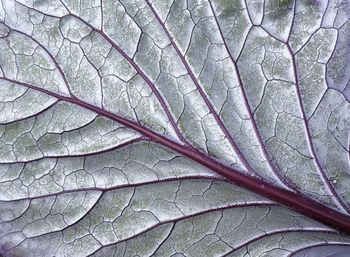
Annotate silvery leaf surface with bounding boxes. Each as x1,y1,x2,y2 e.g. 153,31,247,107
0,0,350,256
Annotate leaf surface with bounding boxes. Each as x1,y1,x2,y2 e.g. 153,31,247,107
1,0,350,256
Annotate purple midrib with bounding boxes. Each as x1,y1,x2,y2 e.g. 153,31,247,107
2,76,350,234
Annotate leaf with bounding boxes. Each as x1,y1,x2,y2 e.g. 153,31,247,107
0,0,350,256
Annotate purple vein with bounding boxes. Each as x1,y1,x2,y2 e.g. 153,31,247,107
212,0,349,214
0,136,145,165
2,77,350,234
45,7,188,145
1,176,224,203
223,229,339,257
207,0,297,191
2,24,74,97
287,43,350,213
85,202,277,257
4,178,234,243
145,0,254,175
0,98,57,126
284,4,350,213
286,243,350,257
